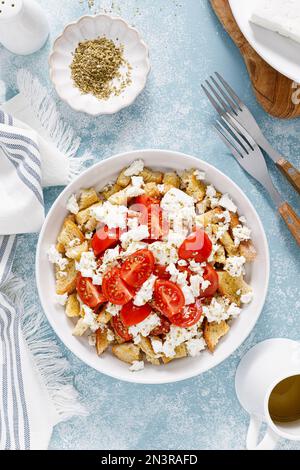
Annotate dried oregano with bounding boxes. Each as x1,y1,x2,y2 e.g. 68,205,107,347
70,37,132,100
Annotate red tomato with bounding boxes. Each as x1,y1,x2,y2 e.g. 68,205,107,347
134,194,160,207
111,315,132,342
131,196,168,241
176,264,193,280
151,316,171,336
178,228,212,263
154,279,185,319
120,301,152,326
201,264,219,297
76,274,107,309
170,300,203,328
92,225,120,257
153,264,171,280
120,249,155,288
102,267,134,305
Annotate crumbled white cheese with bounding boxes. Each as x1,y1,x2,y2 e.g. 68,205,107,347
162,324,200,358
189,260,205,275
91,201,128,229
194,170,206,181
196,198,210,215
133,275,157,306
167,230,186,248
123,185,145,199
227,303,241,318
106,329,115,342
76,251,97,278
232,225,252,247
178,259,188,267
224,256,246,277
55,293,68,306
66,194,79,214
88,334,96,346
201,279,211,292
100,246,120,271
121,241,148,258
186,337,206,357
106,303,122,317
214,223,229,241
131,176,144,188
161,188,196,229
129,313,161,339
167,263,188,286
219,194,237,213
217,210,231,224
149,242,179,266
150,337,163,354
241,291,254,304
69,237,81,248
206,185,217,198
157,184,165,193
190,274,202,297
120,225,149,248
127,216,140,230
85,232,93,240
129,360,145,372
239,216,247,225
47,245,69,271
82,304,99,332
182,285,195,306
124,159,144,176
202,297,230,323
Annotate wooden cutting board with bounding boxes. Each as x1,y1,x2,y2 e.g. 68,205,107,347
210,0,300,119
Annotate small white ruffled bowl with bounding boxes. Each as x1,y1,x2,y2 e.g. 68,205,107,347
49,15,150,115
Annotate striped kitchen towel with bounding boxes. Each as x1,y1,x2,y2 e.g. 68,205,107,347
0,110,86,450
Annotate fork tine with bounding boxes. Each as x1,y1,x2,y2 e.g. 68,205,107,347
210,75,238,114
214,124,243,162
201,83,224,115
223,114,256,150
216,119,248,156
205,79,231,113
221,114,254,151
215,72,243,110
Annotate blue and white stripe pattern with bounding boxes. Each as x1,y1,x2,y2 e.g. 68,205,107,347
0,110,43,205
0,110,43,449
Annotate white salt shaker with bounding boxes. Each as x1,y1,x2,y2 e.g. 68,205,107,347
0,0,49,55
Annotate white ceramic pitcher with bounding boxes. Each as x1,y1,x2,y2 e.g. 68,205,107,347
0,0,49,55
235,338,300,450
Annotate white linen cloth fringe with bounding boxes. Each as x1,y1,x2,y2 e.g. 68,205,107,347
0,88,89,449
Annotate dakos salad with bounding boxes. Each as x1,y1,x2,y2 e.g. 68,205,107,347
48,159,256,372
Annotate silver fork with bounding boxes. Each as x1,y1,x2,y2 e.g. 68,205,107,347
202,72,300,195
215,116,300,246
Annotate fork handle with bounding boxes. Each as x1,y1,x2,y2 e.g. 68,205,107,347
276,159,300,195
278,202,300,246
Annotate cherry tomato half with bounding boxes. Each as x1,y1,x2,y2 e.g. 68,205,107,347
178,228,212,263
111,315,132,342
120,301,152,326
102,267,134,305
76,274,107,309
170,300,203,328
153,264,171,280
92,225,120,257
151,316,171,336
120,249,155,288
154,279,185,319
201,264,219,298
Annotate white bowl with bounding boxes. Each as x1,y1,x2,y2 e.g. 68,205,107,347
36,149,270,384
49,15,150,115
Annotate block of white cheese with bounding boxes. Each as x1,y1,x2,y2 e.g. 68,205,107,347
250,0,300,45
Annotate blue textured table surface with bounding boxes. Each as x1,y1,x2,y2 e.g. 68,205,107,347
1,0,299,450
